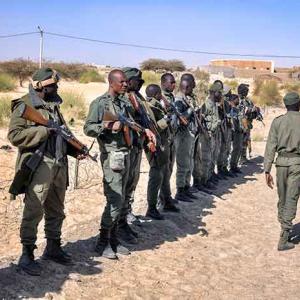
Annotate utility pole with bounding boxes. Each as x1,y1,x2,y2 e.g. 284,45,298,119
38,26,44,68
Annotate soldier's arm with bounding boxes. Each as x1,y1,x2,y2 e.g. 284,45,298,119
263,120,278,173
83,98,106,138
7,106,49,150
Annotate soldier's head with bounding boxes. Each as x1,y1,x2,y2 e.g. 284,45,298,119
223,85,232,98
238,83,249,97
180,79,193,96
181,73,196,89
108,69,128,95
145,84,162,101
283,92,300,111
229,94,240,107
122,67,144,92
209,83,223,103
161,73,176,93
31,67,60,101
213,80,224,91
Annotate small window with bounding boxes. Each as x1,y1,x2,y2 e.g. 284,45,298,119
253,67,256,70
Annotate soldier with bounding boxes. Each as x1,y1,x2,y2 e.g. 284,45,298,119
159,73,178,206
118,67,157,244
201,83,222,185
84,69,150,259
264,92,300,251
238,83,254,164
8,68,82,276
174,79,199,202
217,85,234,178
229,94,244,174
144,84,180,220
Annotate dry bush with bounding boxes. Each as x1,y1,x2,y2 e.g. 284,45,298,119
60,90,87,125
280,82,300,94
79,70,106,83
142,71,161,86
254,80,281,107
0,73,17,92
0,96,12,126
252,132,265,142
140,58,186,72
224,80,238,93
193,68,210,82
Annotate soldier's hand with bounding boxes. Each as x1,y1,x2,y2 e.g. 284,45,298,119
112,121,122,131
265,173,274,189
145,129,157,146
77,154,87,160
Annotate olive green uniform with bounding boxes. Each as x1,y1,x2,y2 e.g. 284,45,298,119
264,111,300,231
145,97,171,208
84,92,133,230
174,92,197,189
7,90,74,245
159,89,176,202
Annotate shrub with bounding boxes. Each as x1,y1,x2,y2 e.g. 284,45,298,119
0,96,11,126
142,71,161,86
224,80,238,93
0,73,17,92
0,59,38,87
252,132,265,142
194,80,209,105
280,82,300,93
255,80,281,107
60,90,87,125
193,68,210,82
140,58,186,72
79,70,106,83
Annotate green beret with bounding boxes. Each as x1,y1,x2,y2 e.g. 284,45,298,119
31,67,60,89
209,82,222,93
122,67,142,80
283,92,300,106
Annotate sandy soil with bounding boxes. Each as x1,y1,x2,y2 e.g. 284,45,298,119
1,85,300,299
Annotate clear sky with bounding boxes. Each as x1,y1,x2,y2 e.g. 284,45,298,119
0,0,299,68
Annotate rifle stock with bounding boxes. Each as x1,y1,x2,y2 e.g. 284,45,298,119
18,103,97,162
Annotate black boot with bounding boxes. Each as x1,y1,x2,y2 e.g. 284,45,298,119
95,229,118,259
163,198,180,213
117,221,138,244
175,188,193,202
203,181,217,190
193,183,213,194
110,225,131,256
230,167,242,174
18,244,41,276
217,170,228,180
184,186,199,200
222,168,235,178
146,207,165,220
278,230,295,251
42,239,73,265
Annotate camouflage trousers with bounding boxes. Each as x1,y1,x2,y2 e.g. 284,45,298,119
210,129,222,176
193,133,212,185
217,127,232,171
241,129,251,160
175,130,195,189
100,150,130,230
20,157,67,245
276,165,300,231
230,131,243,169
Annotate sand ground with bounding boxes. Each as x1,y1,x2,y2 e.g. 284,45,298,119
0,83,300,299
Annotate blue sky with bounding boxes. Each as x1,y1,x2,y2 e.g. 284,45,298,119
0,0,299,68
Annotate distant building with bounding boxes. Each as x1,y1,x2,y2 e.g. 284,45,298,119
210,59,274,73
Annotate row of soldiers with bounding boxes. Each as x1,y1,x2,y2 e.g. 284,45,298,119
7,67,261,275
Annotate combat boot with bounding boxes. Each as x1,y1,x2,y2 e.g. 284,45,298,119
18,244,41,276
230,167,242,174
193,183,213,195
95,228,118,259
222,168,235,178
203,181,217,191
110,225,130,256
42,239,73,265
163,198,180,213
217,170,229,180
175,188,193,202
146,207,165,220
118,221,138,244
184,186,199,200
278,230,295,251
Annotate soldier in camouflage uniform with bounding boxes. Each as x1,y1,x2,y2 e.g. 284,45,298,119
84,69,151,259
264,92,300,251
238,83,254,164
144,84,180,220
229,94,244,174
8,68,80,275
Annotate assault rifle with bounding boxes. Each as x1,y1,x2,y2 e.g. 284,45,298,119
17,103,97,162
102,110,156,152
160,96,188,126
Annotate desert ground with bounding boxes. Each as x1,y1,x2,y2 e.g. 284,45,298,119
0,82,300,300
